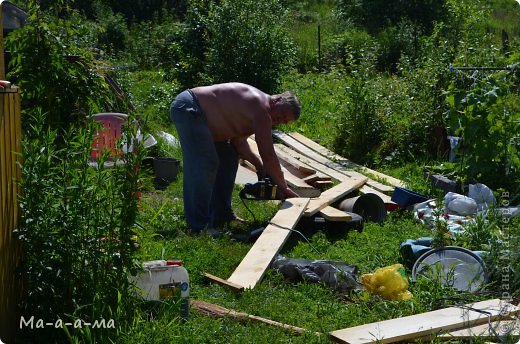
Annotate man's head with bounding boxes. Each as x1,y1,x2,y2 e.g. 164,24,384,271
270,91,301,125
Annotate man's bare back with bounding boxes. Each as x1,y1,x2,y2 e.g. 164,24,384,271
191,83,271,142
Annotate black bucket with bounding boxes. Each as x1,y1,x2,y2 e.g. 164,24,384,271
153,157,180,187
339,193,387,223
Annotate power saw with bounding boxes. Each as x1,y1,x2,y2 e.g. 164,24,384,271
239,177,285,201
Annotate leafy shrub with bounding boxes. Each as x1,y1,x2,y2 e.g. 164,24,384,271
322,28,379,73
103,0,187,22
333,73,383,165
376,20,420,73
94,8,130,57
205,0,295,93
17,111,142,342
444,69,519,190
336,0,447,35
5,4,125,131
166,0,214,88
125,19,185,72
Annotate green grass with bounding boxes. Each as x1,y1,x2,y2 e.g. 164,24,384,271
128,199,437,343
101,2,520,342
124,189,497,344
126,158,500,344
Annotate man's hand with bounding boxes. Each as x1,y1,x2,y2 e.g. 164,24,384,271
256,166,266,181
282,187,299,199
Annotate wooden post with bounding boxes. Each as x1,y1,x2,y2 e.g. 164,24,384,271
0,0,4,79
0,1,23,342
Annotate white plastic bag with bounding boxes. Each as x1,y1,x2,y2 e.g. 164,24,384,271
444,192,478,216
468,183,495,211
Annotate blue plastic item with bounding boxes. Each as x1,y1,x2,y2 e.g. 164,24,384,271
399,237,434,268
391,187,430,207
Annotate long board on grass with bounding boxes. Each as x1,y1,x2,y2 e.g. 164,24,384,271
329,299,519,344
287,131,405,188
438,319,519,340
227,197,310,289
319,206,352,222
191,299,321,336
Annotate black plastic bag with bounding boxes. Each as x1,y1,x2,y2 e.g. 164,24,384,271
271,255,362,293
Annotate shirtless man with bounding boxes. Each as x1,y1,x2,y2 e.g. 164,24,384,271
170,82,300,236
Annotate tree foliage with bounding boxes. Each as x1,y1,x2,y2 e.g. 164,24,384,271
5,2,128,131
205,0,295,93
336,0,447,34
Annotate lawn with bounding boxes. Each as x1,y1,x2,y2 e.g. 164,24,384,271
120,127,517,343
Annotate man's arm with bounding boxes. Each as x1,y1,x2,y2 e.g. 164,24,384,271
251,115,298,198
231,137,264,179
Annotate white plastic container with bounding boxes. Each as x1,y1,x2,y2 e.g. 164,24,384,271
131,260,190,320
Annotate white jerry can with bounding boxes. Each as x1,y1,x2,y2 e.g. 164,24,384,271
131,260,190,320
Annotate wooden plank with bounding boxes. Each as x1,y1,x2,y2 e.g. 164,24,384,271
303,174,331,184
283,172,321,198
0,92,6,234
287,131,405,187
191,299,321,336
304,178,367,217
227,197,310,289
203,272,244,292
438,319,519,340
272,142,330,180
319,206,352,222
274,130,350,177
246,138,320,197
313,180,334,189
277,131,398,193
275,143,346,181
274,148,317,176
275,144,394,203
359,185,395,205
236,164,258,185
435,319,519,340
329,299,519,344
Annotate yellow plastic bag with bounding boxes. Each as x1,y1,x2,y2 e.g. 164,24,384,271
361,264,413,300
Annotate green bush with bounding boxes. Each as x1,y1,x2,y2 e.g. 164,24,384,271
5,5,126,131
445,68,519,190
205,0,295,93
336,0,447,35
322,28,378,73
124,18,185,72
17,111,142,343
333,72,383,165
166,0,213,88
94,8,130,57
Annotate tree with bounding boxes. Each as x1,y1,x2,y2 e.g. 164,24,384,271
336,0,447,35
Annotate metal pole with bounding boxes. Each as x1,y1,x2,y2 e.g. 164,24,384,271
318,25,321,71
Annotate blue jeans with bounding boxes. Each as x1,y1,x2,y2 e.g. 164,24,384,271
170,89,238,232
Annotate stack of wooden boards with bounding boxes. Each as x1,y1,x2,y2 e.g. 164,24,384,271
218,131,406,291
202,132,519,342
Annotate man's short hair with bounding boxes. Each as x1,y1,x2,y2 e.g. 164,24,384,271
276,91,301,119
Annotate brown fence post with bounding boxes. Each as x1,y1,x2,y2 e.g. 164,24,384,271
0,85,22,344
1,1,23,342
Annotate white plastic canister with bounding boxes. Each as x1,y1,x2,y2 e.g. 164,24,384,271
131,260,190,320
